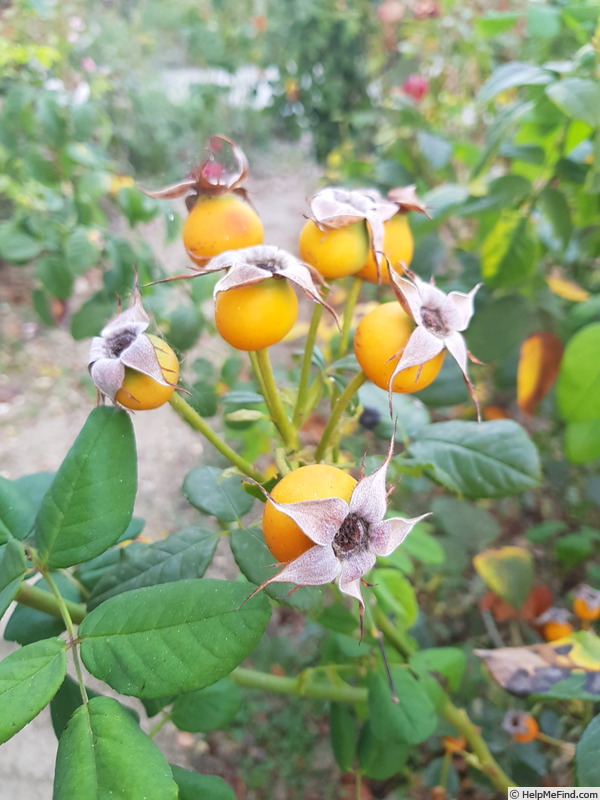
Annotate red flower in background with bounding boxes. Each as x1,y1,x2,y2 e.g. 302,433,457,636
401,74,429,102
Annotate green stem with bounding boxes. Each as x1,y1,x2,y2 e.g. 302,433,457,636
373,603,417,658
375,606,516,791
439,749,452,791
248,350,272,414
149,711,172,738
338,277,362,358
169,393,265,482
293,302,323,426
442,700,516,790
15,582,87,624
314,370,368,462
230,666,367,704
253,348,298,450
537,731,572,749
43,571,88,705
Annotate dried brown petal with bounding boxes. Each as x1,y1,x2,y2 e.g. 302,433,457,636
137,135,250,201
387,184,431,217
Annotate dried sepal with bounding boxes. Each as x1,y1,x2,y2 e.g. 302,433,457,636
246,435,428,624
388,268,482,419
574,584,600,612
386,184,431,217
208,246,339,323
306,187,398,272
535,607,572,626
138,135,249,200
88,288,173,404
502,710,533,737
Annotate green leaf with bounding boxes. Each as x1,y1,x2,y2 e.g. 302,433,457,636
546,78,600,128
555,531,595,569
358,720,409,780
473,546,534,608
53,696,178,800
329,703,356,773
565,420,600,464
183,466,254,522
576,714,600,787
476,11,521,36
230,527,323,613
116,186,158,226
88,527,219,610
35,407,136,569
431,496,500,572
458,175,532,216
557,324,600,422
433,497,500,546
73,520,145,593
400,524,445,565
465,294,532,363
539,187,572,249
481,214,539,287
79,579,271,698
65,227,101,276
422,184,469,218
372,570,418,627
70,293,115,340
368,668,437,745
0,476,35,541
527,4,561,38
50,675,100,740
414,357,470,408
478,62,552,104
171,679,241,732
358,382,430,441
0,538,27,618
473,100,535,177
0,222,44,263
162,305,204,352
0,637,66,744
417,131,452,170
35,254,74,300
15,472,55,512
526,520,567,543
410,648,466,694
407,420,541,498
171,765,235,800
4,573,80,645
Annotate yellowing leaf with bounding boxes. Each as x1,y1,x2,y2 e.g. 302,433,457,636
517,331,563,415
476,631,600,700
546,275,590,302
473,546,534,609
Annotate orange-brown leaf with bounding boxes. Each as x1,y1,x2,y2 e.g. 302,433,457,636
479,584,552,622
517,331,563,415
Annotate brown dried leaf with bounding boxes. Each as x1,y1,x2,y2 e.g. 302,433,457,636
475,631,600,698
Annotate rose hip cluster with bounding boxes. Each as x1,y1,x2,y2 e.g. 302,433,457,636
87,135,482,624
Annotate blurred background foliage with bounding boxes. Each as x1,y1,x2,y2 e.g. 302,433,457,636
1,0,599,458
1,1,600,793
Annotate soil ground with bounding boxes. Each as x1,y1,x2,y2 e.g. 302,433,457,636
0,142,325,799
